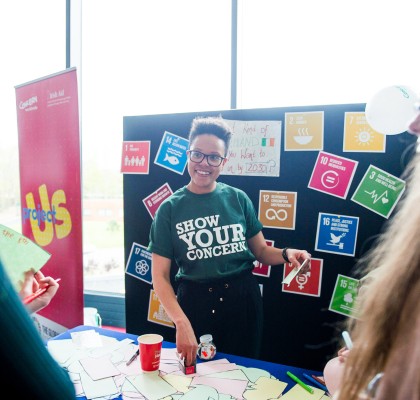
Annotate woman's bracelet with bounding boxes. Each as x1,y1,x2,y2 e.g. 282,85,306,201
282,247,291,263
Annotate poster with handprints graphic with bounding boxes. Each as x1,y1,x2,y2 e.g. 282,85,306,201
121,141,150,174
258,190,297,230
351,164,405,219
154,131,189,175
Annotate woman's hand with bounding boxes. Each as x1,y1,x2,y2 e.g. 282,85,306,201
337,346,351,363
286,248,312,273
175,319,199,367
19,269,60,313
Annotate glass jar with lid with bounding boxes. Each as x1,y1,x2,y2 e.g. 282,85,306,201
197,334,216,360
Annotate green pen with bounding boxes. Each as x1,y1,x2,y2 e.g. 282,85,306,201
287,371,314,394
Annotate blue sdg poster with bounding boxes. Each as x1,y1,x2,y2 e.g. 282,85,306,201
125,243,152,284
315,212,359,257
154,131,189,175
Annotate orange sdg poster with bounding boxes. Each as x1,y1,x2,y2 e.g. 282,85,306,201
15,68,83,339
258,190,297,230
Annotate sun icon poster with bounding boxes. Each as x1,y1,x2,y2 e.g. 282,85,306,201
351,164,406,219
284,111,324,151
343,112,386,152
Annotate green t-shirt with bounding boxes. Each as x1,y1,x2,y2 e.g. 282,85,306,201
149,182,263,282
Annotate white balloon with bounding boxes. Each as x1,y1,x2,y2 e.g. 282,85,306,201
365,85,419,135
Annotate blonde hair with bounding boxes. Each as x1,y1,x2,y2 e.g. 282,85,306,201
337,153,420,399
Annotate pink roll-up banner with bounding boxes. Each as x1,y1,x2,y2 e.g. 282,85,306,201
15,68,83,339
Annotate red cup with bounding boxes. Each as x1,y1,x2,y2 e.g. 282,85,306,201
138,334,163,372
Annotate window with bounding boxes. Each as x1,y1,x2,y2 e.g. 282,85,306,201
0,0,65,231
76,0,231,293
1,0,418,298
237,0,419,108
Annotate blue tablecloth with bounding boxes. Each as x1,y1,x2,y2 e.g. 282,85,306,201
52,325,324,399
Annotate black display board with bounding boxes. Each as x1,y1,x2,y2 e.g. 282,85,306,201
123,104,416,371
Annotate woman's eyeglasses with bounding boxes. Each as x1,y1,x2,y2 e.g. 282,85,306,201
187,150,225,167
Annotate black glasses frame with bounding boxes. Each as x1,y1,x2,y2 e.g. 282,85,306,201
187,150,225,167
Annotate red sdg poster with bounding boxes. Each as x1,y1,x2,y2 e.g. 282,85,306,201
15,68,83,339
282,258,323,297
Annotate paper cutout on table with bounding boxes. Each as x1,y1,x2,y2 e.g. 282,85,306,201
79,370,120,399
79,355,121,380
239,366,271,382
191,375,249,399
175,384,219,400
206,368,249,380
71,379,84,397
281,383,326,399
160,347,180,362
120,379,146,399
47,339,79,364
196,360,239,375
243,376,288,400
70,329,103,348
127,373,177,400
48,331,317,400
161,373,192,393
0,223,51,290
159,361,183,375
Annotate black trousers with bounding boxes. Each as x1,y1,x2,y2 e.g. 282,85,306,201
177,270,263,359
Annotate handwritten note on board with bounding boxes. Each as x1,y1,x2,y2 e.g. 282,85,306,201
222,119,282,177
0,224,51,290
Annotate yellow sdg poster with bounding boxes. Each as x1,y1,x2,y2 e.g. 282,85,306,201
284,111,324,151
148,289,174,328
0,224,51,290
258,190,297,230
343,112,385,152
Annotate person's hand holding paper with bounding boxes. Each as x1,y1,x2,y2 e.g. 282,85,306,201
282,258,310,286
0,224,51,291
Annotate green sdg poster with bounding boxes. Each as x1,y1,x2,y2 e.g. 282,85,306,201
329,274,360,318
351,164,405,219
